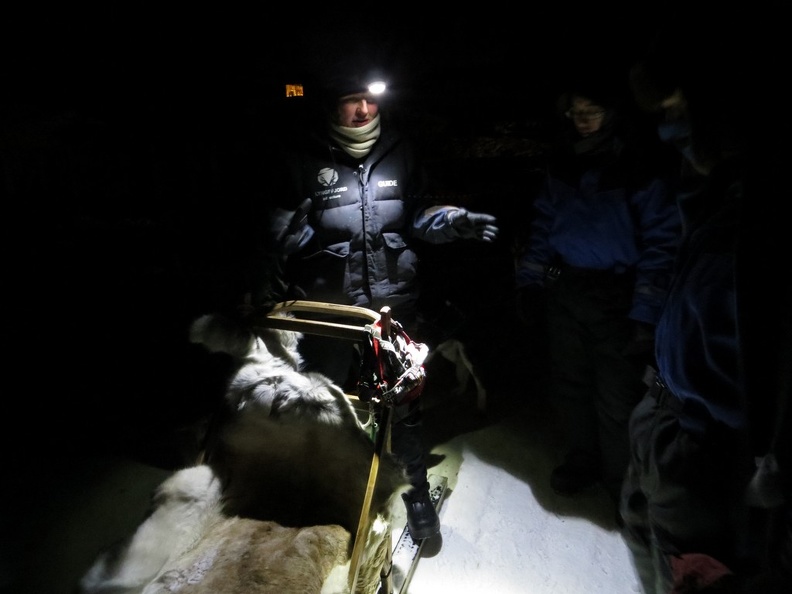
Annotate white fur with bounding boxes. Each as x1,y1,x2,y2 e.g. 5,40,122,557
79,465,223,594
189,312,303,370
79,311,404,594
190,313,362,428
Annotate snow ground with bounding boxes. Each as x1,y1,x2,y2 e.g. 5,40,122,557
391,360,642,594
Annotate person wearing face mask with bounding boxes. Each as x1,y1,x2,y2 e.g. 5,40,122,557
254,54,499,542
514,74,682,517
620,12,791,594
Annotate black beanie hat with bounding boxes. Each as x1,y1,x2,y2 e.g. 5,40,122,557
315,54,387,102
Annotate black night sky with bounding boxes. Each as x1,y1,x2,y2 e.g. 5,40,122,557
4,7,671,457
5,8,662,125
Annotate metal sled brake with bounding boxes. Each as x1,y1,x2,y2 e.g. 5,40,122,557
250,300,424,594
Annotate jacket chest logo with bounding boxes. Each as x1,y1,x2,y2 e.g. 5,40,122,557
317,167,339,187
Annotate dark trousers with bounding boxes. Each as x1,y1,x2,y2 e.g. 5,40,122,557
620,392,784,593
546,267,647,503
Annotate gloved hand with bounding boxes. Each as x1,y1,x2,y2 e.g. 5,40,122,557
448,208,499,242
516,285,546,329
275,198,314,256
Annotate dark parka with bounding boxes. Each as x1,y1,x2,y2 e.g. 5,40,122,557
515,108,682,325
268,115,460,322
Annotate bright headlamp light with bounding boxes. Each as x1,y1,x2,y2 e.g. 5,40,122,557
367,80,387,95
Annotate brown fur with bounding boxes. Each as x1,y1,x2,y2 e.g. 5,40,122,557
212,410,405,536
79,312,405,593
79,465,391,594
146,517,351,593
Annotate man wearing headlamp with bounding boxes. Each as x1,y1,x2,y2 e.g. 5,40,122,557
261,56,498,541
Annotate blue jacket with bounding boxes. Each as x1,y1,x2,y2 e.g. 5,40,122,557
515,131,681,325
655,154,790,456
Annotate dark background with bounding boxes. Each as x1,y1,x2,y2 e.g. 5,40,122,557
3,8,665,462
2,9,785,594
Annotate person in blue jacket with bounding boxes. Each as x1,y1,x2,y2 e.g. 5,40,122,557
261,56,498,541
514,75,681,512
620,12,791,594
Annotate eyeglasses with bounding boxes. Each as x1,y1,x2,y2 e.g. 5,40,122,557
565,109,606,122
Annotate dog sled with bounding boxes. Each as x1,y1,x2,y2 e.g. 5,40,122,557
78,300,430,594
250,300,428,594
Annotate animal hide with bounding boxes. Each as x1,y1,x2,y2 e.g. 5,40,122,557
190,312,406,532
79,465,391,594
79,311,406,594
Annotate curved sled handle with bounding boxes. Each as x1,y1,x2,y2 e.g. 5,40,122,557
270,300,381,323
252,300,381,341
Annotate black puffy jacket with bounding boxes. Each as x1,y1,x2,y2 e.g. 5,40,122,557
270,119,458,320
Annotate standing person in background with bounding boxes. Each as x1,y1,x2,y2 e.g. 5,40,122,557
620,11,791,594
514,74,681,516
259,54,499,541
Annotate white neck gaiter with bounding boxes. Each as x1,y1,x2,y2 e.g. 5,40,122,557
329,113,381,159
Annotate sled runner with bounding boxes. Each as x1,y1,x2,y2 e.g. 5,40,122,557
251,300,433,594
389,473,448,594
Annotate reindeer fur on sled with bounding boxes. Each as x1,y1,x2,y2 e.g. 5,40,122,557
78,312,406,594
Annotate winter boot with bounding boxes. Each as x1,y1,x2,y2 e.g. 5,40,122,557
402,482,440,540
391,402,440,539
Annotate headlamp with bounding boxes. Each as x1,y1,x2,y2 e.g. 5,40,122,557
367,80,387,95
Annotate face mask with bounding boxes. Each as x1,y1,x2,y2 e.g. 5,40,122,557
657,118,696,166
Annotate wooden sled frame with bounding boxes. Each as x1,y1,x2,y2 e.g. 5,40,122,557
250,300,397,594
